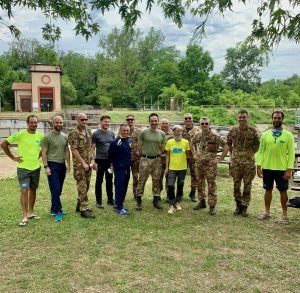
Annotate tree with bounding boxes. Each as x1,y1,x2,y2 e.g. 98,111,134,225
179,44,214,89
222,43,265,93
1,1,299,48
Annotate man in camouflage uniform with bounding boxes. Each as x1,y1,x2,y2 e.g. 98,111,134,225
136,113,167,211
126,114,141,200
191,116,228,215
159,118,174,197
182,113,200,202
68,113,95,218
227,110,260,217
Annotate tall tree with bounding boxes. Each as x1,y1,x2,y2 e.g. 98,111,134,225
222,43,265,93
2,1,299,48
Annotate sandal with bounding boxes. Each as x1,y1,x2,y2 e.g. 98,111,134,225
28,214,41,220
278,216,289,225
258,212,270,220
19,220,28,226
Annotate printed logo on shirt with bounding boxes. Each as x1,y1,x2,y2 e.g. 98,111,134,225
279,140,286,144
172,147,183,154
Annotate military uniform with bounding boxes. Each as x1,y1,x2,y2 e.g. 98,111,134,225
159,128,174,193
68,126,92,211
182,125,201,197
227,125,259,206
129,126,141,198
192,129,226,207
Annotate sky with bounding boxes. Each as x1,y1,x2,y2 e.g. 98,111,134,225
0,1,299,81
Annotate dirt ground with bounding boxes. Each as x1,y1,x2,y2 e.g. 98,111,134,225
0,156,17,178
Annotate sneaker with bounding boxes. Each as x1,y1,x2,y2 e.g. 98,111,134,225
96,203,104,209
50,211,67,216
118,208,129,216
113,205,128,212
54,213,63,222
168,205,176,214
175,203,182,211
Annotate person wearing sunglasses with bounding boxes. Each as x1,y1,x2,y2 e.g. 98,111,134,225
68,113,95,218
191,117,228,215
125,115,141,201
226,110,259,217
182,113,200,202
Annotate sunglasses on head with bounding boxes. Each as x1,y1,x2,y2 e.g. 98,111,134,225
201,122,209,125
80,119,88,121
126,118,134,121
185,117,192,120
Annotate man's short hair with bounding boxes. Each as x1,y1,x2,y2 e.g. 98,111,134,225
100,115,111,121
272,111,284,119
119,124,129,130
238,109,248,116
184,113,192,118
172,125,182,131
126,114,135,119
149,113,159,121
26,115,38,123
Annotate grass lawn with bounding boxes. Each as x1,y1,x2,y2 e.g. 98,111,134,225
0,166,299,292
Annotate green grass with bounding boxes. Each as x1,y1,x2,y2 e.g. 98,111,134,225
0,166,299,292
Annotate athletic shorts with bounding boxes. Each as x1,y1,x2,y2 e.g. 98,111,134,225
17,167,41,190
262,169,288,191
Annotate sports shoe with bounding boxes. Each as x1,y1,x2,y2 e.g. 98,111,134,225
50,211,67,216
168,205,176,214
175,203,182,211
54,213,63,222
118,208,129,216
113,205,128,212
96,203,104,209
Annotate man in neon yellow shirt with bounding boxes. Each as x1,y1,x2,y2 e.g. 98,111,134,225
256,111,295,224
1,115,44,226
164,125,191,214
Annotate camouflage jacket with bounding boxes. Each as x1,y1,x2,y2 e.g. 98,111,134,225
160,128,174,141
226,125,259,165
182,125,200,143
129,126,141,161
68,126,92,168
192,129,226,161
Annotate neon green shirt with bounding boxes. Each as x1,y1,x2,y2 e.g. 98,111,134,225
256,129,295,170
165,138,190,170
7,130,44,170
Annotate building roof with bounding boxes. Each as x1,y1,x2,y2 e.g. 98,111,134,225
12,83,32,90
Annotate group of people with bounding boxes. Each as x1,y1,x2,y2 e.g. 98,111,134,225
0,110,295,225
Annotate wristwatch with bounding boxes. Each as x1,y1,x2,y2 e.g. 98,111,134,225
44,166,48,168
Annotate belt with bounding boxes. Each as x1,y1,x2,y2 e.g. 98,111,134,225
142,154,160,159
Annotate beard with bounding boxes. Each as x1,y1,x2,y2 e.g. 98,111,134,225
273,121,282,128
54,125,62,131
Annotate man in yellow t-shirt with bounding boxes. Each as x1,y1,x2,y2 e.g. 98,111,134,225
1,115,44,226
164,125,191,214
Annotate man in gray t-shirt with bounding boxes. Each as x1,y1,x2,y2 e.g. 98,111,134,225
91,115,115,208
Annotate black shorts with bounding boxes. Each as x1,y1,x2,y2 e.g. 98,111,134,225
262,169,288,191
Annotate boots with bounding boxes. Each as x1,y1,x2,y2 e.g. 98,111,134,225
209,206,216,215
189,190,197,202
136,196,142,211
233,200,242,216
241,205,249,217
193,198,206,210
153,196,163,209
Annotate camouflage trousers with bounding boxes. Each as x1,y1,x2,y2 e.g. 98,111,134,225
188,159,198,194
159,157,168,193
131,159,140,197
136,157,162,197
230,162,256,206
73,167,92,211
195,160,217,207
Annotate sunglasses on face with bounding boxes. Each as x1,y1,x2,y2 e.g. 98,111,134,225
80,119,88,121
201,123,209,125
185,117,192,120
126,119,134,121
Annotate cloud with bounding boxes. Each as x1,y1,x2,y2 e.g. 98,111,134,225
0,2,299,81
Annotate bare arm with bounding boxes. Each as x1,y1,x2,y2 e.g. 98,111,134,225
1,140,23,163
41,147,51,176
164,151,170,176
65,145,71,173
218,144,229,162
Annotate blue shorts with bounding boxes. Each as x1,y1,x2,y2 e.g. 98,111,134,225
17,167,41,190
262,169,288,192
